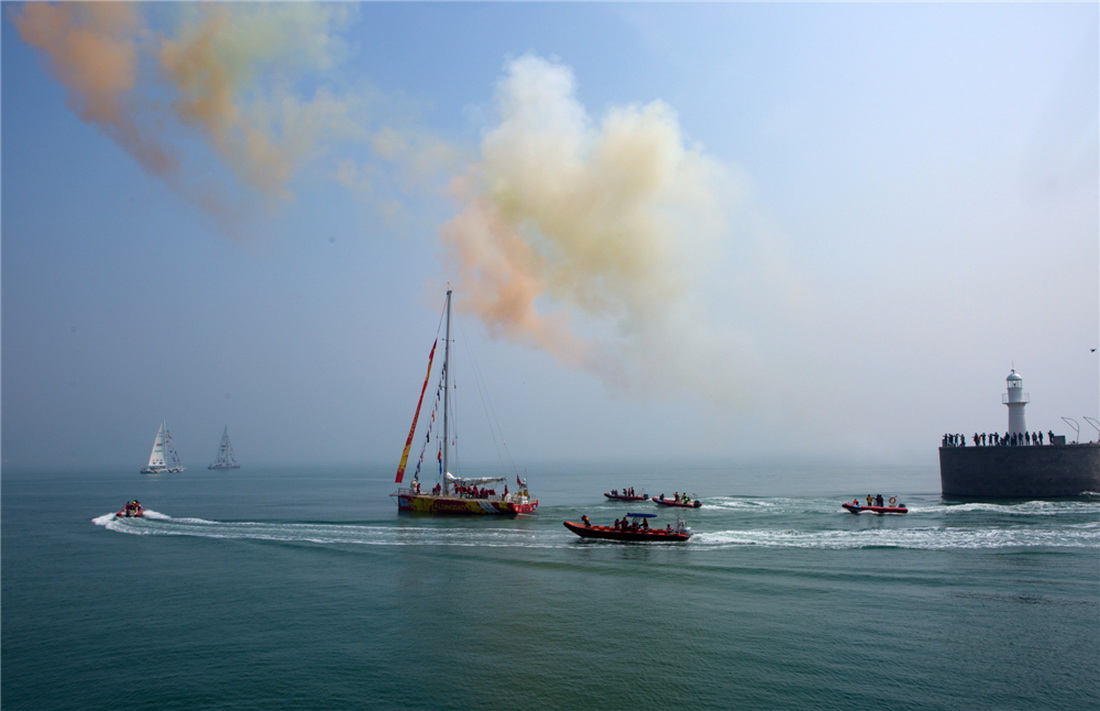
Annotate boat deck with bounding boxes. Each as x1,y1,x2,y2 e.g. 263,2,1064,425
563,521,690,542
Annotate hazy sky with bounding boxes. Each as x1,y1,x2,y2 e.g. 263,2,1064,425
3,2,1097,472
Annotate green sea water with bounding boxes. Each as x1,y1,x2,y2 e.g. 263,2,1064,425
3,461,1097,710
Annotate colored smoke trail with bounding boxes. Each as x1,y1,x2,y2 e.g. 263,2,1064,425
14,3,357,225
14,3,176,177
155,4,358,201
442,55,758,401
16,6,784,402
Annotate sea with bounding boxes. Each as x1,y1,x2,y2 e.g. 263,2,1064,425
3,460,1097,711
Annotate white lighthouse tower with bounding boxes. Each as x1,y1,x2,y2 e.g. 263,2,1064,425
1003,369,1029,435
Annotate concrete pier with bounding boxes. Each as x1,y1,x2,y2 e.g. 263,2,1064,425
939,443,1100,498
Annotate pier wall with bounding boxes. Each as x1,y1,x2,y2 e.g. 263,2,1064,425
939,443,1100,498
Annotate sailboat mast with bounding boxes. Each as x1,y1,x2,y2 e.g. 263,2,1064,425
442,289,452,494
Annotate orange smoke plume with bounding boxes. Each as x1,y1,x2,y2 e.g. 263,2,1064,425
15,3,356,227
442,55,749,400
14,2,176,177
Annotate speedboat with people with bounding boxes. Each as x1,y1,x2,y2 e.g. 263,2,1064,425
653,493,702,508
563,512,692,542
116,500,144,518
842,495,908,515
604,488,648,501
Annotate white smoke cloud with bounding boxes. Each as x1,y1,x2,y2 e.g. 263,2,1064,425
442,55,774,405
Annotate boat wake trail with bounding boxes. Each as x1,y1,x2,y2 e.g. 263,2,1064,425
94,512,558,549
706,496,1100,517
91,498,1100,552
695,497,1100,549
696,524,1100,550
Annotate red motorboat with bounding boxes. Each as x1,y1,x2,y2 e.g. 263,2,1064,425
653,495,701,509
116,500,144,518
564,513,692,542
842,501,907,515
604,491,649,501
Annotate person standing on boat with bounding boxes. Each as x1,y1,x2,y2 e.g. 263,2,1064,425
582,515,591,527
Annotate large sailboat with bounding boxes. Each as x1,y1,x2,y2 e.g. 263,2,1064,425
140,421,184,474
208,426,241,470
391,290,538,515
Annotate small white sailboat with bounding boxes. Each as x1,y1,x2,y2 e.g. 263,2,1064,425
140,421,184,474
208,426,240,470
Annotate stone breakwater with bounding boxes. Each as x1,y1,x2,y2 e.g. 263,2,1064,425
939,442,1100,498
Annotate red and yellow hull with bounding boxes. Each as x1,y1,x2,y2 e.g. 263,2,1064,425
393,492,538,515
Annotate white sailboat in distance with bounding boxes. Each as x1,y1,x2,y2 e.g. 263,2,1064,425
140,421,184,474
208,426,241,470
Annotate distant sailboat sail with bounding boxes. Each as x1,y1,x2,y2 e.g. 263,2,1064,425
141,421,184,474
208,426,241,470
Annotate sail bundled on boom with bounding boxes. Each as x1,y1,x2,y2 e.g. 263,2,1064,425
445,473,506,487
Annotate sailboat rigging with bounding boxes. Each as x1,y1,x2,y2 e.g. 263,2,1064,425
391,290,537,515
208,426,241,470
140,421,184,474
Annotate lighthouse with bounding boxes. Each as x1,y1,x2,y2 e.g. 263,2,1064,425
940,368,1100,497
1003,369,1029,435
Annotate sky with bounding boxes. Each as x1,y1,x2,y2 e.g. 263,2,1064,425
2,2,1097,473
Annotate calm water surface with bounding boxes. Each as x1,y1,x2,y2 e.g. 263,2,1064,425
3,461,1097,710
